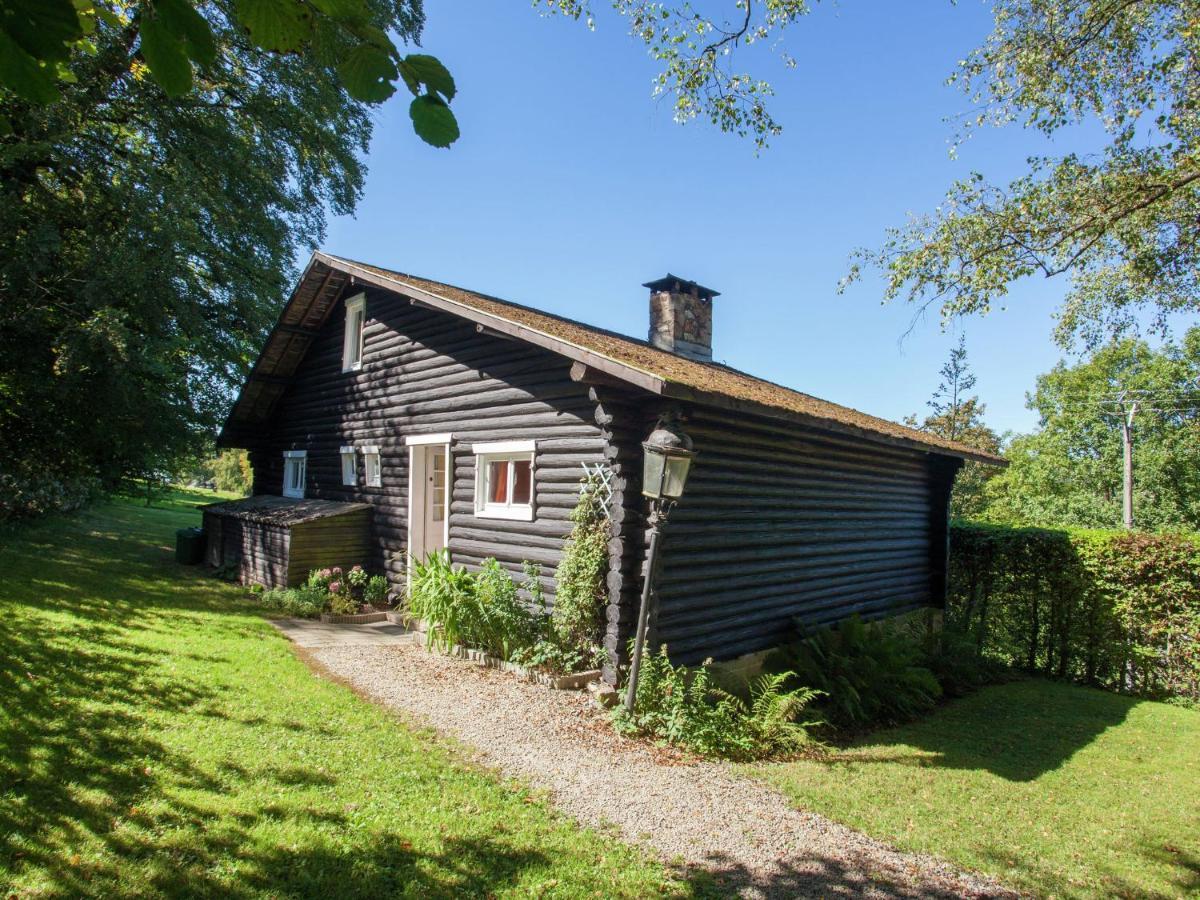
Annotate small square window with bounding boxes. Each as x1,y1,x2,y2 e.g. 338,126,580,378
342,293,365,372
363,446,382,488
340,446,357,486
473,441,535,520
282,450,306,499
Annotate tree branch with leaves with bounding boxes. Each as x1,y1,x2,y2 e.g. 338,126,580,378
844,0,1200,349
536,0,812,150
0,0,459,146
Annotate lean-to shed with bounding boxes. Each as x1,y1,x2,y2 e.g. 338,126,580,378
217,252,1005,682
202,495,372,587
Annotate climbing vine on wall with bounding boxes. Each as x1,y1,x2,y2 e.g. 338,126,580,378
551,471,612,662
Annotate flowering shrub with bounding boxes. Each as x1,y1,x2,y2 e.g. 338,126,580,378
0,465,101,522
258,565,390,618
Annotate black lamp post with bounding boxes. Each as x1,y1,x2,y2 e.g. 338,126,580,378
624,416,695,712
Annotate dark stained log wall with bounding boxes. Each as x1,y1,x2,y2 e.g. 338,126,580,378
648,404,956,665
287,508,374,586
246,286,609,604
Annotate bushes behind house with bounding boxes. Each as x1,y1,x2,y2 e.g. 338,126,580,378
949,523,1200,705
762,614,997,730
0,461,101,523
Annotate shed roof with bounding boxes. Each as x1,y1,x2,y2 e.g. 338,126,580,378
219,252,1006,466
201,495,372,526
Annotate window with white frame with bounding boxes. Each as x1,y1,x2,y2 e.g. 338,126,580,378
341,293,366,372
282,450,307,499
473,440,535,520
340,446,357,486
363,445,382,487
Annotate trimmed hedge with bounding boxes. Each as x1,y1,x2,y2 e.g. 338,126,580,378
948,523,1200,705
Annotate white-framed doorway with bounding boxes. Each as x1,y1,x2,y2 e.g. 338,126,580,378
405,433,452,578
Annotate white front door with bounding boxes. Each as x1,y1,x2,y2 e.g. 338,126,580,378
422,446,447,556
408,440,449,565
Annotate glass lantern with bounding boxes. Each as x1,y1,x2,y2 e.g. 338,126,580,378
641,422,695,500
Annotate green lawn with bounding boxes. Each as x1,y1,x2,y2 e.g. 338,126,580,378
0,490,682,898
752,678,1200,898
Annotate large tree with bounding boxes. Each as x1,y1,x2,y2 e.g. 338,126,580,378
904,337,1003,519
983,328,1200,530
0,0,426,511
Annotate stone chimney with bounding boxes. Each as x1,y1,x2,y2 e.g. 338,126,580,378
644,274,720,362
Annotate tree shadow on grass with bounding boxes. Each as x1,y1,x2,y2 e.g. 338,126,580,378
815,679,1139,782
0,565,568,899
678,849,1010,899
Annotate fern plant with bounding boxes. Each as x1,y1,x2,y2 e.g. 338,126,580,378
613,645,822,760
767,615,942,728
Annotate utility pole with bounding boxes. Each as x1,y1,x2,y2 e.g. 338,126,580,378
1115,391,1139,530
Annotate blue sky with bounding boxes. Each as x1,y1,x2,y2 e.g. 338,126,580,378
322,1,1123,436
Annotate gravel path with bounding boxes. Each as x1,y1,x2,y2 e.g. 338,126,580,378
304,641,1016,899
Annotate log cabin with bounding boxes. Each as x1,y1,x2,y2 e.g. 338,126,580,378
215,251,1004,682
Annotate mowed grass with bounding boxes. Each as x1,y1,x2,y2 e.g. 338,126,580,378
751,678,1200,898
0,490,682,898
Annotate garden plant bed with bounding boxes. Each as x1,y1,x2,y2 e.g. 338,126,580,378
400,615,601,689
443,644,602,690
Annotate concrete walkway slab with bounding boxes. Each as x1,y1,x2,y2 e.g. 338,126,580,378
271,618,416,648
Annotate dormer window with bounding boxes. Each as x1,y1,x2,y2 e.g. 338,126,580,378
342,293,366,372
282,450,307,499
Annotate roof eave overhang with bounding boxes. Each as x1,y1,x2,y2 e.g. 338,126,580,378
216,253,337,448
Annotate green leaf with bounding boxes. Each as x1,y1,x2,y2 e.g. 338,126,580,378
336,43,396,103
0,0,82,63
94,5,123,29
308,0,371,24
402,53,454,101
395,57,419,96
234,0,312,53
409,93,458,148
0,28,61,102
154,0,216,67
139,13,192,96
73,0,97,36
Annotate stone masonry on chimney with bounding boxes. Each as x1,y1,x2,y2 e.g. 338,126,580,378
643,274,720,362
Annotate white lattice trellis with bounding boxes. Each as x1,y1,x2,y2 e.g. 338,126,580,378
579,462,616,519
